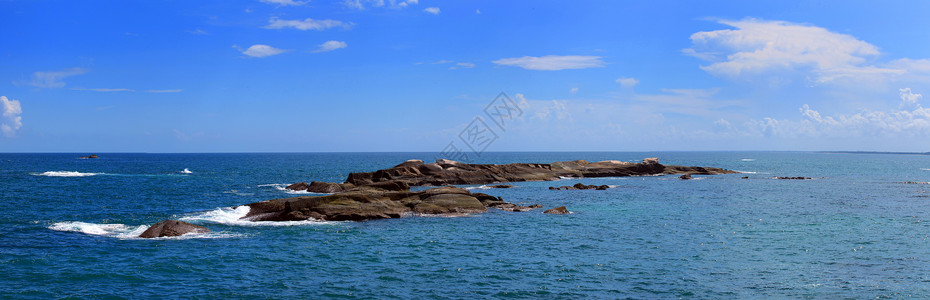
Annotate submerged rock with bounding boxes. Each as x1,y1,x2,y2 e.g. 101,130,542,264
138,220,209,238
549,183,610,190
776,176,811,180
487,184,516,188
679,174,692,180
544,206,571,215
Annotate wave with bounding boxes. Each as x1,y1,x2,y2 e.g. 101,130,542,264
921,168,930,171
741,158,756,162
180,168,193,174
33,171,101,177
258,183,329,195
49,221,148,238
49,221,240,239
179,206,336,226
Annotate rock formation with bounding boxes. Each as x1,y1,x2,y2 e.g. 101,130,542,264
244,186,536,222
544,206,571,214
549,183,610,190
343,158,736,187
138,220,209,238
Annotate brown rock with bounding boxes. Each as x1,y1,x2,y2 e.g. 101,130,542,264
138,220,209,238
544,206,571,214
679,174,692,180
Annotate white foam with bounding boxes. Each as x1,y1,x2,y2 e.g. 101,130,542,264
180,168,193,174
921,168,930,171
735,170,759,174
741,158,756,162
49,221,149,238
50,221,241,239
179,206,336,226
34,171,100,177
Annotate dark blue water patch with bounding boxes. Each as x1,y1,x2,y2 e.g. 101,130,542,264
3,152,930,298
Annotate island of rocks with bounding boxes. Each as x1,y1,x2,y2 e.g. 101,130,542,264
139,157,736,237
249,157,735,221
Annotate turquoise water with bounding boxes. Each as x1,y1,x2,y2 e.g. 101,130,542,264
3,152,930,298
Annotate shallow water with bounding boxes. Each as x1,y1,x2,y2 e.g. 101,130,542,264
3,152,930,298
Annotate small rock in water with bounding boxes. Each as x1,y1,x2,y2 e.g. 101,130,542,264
679,174,692,180
544,206,571,214
138,220,209,238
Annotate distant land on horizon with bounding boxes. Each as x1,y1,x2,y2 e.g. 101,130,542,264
820,151,930,155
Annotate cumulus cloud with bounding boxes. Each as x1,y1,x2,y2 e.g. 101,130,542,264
260,0,306,6
263,17,353,31
616,77,639,88
424,7,440,14
345,0,418,9
239,44,288,58
492,55,606,71
22,67,88,88
314,40,347,53
734,89,930,138
1,96,23,137
685,19,903,83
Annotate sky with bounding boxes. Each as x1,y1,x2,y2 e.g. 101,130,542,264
3,0,930,152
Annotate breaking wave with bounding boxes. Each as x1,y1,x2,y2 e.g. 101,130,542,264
34,171,101,177
179,206,336,226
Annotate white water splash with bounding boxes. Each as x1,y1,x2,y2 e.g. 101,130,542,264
179,206,336,226
34,171,100,177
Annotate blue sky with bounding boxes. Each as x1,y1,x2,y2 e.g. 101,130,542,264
3,0,930,152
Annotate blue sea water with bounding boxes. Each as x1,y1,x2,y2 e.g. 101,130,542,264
3,152,930,298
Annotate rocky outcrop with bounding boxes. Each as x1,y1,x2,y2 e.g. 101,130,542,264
244,186,529,222
679,174,692,180
544,206,571,214
776,176,811,180
549,183,610,190
79,154,98,159
487,184,516,189
343,158,736,187
138,220,209,238
287,181,357,193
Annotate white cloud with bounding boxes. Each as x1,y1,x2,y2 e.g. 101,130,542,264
424,7,440,14
260,0,306,6
71,88,135,92
570,87,579,94
476,9,481,14
685,19,902,83
616,77,639,88
453,62,475,68
314,40,347,53
431,60,453,64
735,89,930,138
492,55,606,71
263,17,353,31
23,67,88,88
1,96,23,137
147,89,183,93
345,0,418,9
240,44,288,58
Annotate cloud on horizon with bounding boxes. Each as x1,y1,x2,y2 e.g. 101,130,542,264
492,55,606,71
344,0,418,10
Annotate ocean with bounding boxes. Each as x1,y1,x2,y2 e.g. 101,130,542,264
3,152,930,298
